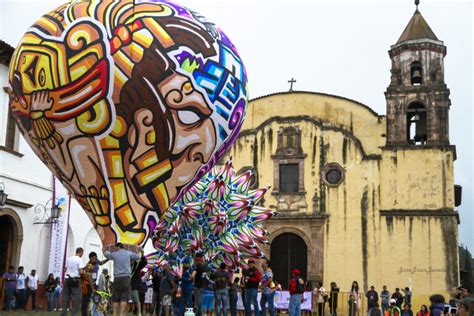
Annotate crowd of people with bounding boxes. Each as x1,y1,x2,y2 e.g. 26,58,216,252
311,281,473,316
2,249,474,316
1,265,40,311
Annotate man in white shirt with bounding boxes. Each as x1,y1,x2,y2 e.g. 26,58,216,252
16,266,27,310
61,247,84,316
25,269,39,310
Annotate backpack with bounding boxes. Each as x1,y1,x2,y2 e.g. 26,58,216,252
295,277,305,293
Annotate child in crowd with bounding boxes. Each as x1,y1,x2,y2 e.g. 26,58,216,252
53,277,62,311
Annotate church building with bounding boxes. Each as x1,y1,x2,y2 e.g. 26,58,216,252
227,5,460,300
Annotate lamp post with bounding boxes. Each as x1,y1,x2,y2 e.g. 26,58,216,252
0,181,7,207
33,198,61,224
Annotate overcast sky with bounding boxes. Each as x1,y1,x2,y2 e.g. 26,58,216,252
1,0,472,249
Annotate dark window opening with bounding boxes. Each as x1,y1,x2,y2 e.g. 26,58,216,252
279,164,299,193
410,61,423,85
270,233,307,290
407,102,427,145
287,135,294,148
322,163,345,186
454,185,462,207
325,168,342,184
5,107,18,150
283,127,298,149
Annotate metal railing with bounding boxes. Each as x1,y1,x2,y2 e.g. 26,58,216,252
314,291,368,316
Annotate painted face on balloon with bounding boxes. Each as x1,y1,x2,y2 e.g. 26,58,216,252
8,0,248,247
158,74,217,200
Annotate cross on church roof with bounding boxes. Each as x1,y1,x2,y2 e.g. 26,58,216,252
288,78,296,92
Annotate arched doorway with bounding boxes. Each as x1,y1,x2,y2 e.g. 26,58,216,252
0,211,23,274
270,232,307,290
0,216,14,273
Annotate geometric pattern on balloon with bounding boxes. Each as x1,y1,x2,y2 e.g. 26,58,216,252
147,159,275,275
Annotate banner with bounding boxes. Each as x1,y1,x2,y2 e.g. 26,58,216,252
237,291,312,311
48,177,70,279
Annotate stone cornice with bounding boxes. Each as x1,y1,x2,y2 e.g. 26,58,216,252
380,145,456,160
4,198,33,209
270,212,329,220
380,208,459,224
0,145,24,157
238,115,382,161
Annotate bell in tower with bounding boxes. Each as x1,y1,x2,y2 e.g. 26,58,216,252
410,61,423,85
385,0,451,147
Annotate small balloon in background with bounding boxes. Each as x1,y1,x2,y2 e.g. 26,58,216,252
147,159,275,275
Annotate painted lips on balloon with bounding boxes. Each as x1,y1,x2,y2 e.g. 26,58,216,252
8,0,248,246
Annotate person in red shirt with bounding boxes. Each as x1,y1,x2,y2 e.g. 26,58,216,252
289,269,305,316
243,259,262,316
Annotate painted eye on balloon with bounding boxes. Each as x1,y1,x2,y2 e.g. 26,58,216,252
177,109,201,126
182,81,193,95
38,68,46,87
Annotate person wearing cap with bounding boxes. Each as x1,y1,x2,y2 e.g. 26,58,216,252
180,257,196,316
243,258,262,316
457,297,474,316
384,299,401,316
103,242,142,316
289,269,305,316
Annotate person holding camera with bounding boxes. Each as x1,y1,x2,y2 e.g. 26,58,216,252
62,247,85,316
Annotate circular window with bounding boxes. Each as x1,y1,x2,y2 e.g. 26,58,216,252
322,163,345,186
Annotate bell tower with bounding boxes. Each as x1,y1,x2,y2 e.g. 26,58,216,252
385,1,450,146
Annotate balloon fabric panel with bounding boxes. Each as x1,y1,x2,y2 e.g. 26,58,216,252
8,0,248,246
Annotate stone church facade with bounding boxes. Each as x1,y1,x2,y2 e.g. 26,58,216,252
227,8,460,299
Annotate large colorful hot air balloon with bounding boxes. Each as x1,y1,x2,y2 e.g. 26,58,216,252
8,0,248,246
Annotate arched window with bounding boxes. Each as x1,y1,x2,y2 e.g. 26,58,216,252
407,102,427,145
410,61,423,85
